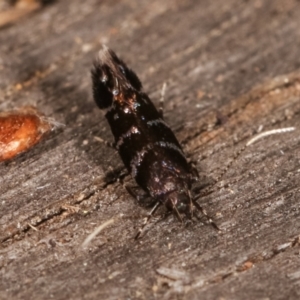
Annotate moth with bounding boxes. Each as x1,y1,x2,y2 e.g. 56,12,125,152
91,46,215,238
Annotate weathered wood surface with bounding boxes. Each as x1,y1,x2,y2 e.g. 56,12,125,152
1,0,300,299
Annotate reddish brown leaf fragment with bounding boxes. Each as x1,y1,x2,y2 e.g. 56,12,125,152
0,107,52,161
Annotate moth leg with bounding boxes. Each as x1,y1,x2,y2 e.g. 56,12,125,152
172,205,183,222
158,82,167,119
125,184,146,202
187,159,200,181
124,184,155,208
135,201,161,240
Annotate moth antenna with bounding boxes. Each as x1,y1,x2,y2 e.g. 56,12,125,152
192,127,296,231
188,190,194,219
195,126,296,200
159,82,167,118
214,126,296,183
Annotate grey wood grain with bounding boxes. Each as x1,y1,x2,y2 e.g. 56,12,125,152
1,0,300,299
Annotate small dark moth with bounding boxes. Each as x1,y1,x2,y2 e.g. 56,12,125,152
91,46,214,238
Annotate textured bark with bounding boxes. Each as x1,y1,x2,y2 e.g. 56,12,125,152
0,1,300,299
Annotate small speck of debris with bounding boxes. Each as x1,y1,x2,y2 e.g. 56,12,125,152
156,267,188,281
108,271,121,280
246,127,295,146
82,218,115,248
274,242,292,253
82,43,93,53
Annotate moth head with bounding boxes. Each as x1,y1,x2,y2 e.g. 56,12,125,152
164,185,193,221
